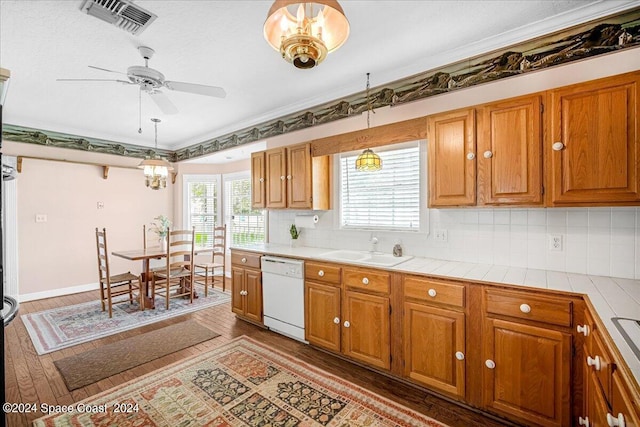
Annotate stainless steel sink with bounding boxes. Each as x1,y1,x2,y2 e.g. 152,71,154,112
320,249,413,267
611,317,640,361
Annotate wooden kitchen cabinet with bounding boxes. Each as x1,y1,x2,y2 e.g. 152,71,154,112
481,287,573,427
403,275,466,398
547,72,640,206
477,94,543,205
305,261,342,352
251,151,266,208
230,250,263,324
254,143,331,210
427,108,476,207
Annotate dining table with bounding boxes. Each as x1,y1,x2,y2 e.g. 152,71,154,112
112,246,213,309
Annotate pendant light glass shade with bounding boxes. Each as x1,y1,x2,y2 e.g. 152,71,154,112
138,118,173,190
355,148,382,171
264,0,349,69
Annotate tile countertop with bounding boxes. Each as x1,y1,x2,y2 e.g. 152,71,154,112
231,243,640,388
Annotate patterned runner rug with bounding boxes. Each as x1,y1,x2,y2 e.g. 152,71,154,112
34,336,448,427
22,289,230,354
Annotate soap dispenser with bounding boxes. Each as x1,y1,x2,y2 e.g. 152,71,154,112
393,241,403,257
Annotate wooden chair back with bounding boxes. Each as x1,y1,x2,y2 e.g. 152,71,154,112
165,228,195,272
95,227,111,285
210,224,226,265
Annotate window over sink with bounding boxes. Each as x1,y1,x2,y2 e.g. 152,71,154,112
338,141,425,232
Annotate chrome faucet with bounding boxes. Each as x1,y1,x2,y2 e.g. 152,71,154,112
393,243,403,257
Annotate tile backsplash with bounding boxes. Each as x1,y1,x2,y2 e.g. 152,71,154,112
269,207,640,280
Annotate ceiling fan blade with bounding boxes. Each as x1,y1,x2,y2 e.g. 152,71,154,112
88,65,127,75
56,78,133,84
147,90,179,115
164,81,226,98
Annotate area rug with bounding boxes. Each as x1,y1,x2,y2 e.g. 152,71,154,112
22,289,230,355
54,320,220,391
34,336,447,427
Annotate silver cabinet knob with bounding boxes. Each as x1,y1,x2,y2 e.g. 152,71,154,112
578,416,590,427
362,277,369,285
343,320,350,328
318,270,325,277
333,317,340,324
466,152,475,160
241,257,247,263
428,288,437,298
606,413,625,427
577,324,590,337
485,359,496,369
552,142,565,151
519,303,531,313
455,351,465,361
587,355,601,371
483,150,493,159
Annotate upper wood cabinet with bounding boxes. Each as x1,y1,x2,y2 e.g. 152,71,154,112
477,95,543,205
428,96,544,207
547,72,640,206
251,152,266,208
428,108,476,207
251,143,331,210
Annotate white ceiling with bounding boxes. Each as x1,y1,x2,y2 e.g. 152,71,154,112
1,1,638,163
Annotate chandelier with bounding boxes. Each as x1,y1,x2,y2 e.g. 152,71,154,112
356,73,382,171
263,1,350,69
138,118,173,190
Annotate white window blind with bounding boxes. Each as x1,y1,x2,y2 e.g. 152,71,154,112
224,176,266,246
340,144,420,230
186,178,220,248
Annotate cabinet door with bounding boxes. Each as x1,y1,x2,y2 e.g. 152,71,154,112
287,143,312,209
305,281,341,352
612,371,640,427
342,290,390,370
251,152,266,209
482,318,571,427
428,109,476,207
477,95,542,205
231,266,245,315
548,73,640,205
404,302,465,398
266,147,287,208
244,269,263,323
586,369,611,427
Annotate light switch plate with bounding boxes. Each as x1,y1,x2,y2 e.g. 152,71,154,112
35,214,47,223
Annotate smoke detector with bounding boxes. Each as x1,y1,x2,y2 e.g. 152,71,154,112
80,0,157,35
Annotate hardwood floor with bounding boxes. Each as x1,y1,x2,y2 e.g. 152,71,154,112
3,284,515,427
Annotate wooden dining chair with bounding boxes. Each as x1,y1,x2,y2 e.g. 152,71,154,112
95,228,142,317
151,228,195,309
194,224,226,295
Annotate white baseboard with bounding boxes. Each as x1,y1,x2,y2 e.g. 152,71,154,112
19,282,100,303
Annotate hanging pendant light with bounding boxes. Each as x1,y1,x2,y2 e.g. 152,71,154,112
356,73,381,172
138,118,174,190
263,1,350,69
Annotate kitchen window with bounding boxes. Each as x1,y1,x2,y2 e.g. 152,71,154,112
339,141,424,231
224,172,266,246
183,175,221,248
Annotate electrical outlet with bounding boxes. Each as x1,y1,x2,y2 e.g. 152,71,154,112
548,234,563,251
97,201,104,209
434,229,448,242
35,214,47,223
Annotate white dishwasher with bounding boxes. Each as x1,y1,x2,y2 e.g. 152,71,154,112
261,256,306,342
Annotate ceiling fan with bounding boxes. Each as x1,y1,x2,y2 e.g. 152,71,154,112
57,46,226,115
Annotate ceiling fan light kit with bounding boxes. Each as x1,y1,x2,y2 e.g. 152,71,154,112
264,0,349,69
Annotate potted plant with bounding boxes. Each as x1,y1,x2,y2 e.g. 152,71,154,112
289,224,300,247
150,215,172,250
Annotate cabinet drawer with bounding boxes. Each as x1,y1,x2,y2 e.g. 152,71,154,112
589,329,615,405
343,268,390,294
404,276,465,308
485,288,573,327
231,251,262,269
305,262,341,285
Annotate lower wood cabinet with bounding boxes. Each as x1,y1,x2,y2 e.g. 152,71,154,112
482,317,572,427
230,251,263,324
304,281,341,352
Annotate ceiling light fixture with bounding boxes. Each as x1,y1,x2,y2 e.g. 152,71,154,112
138,118,173,190
355,73,381,172
264,1,349,69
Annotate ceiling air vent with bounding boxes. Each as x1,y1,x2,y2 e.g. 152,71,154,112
80,0,157,35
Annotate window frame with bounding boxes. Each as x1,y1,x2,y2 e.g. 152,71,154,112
223,171,268,249
182,174,222,248
334,140,429,234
